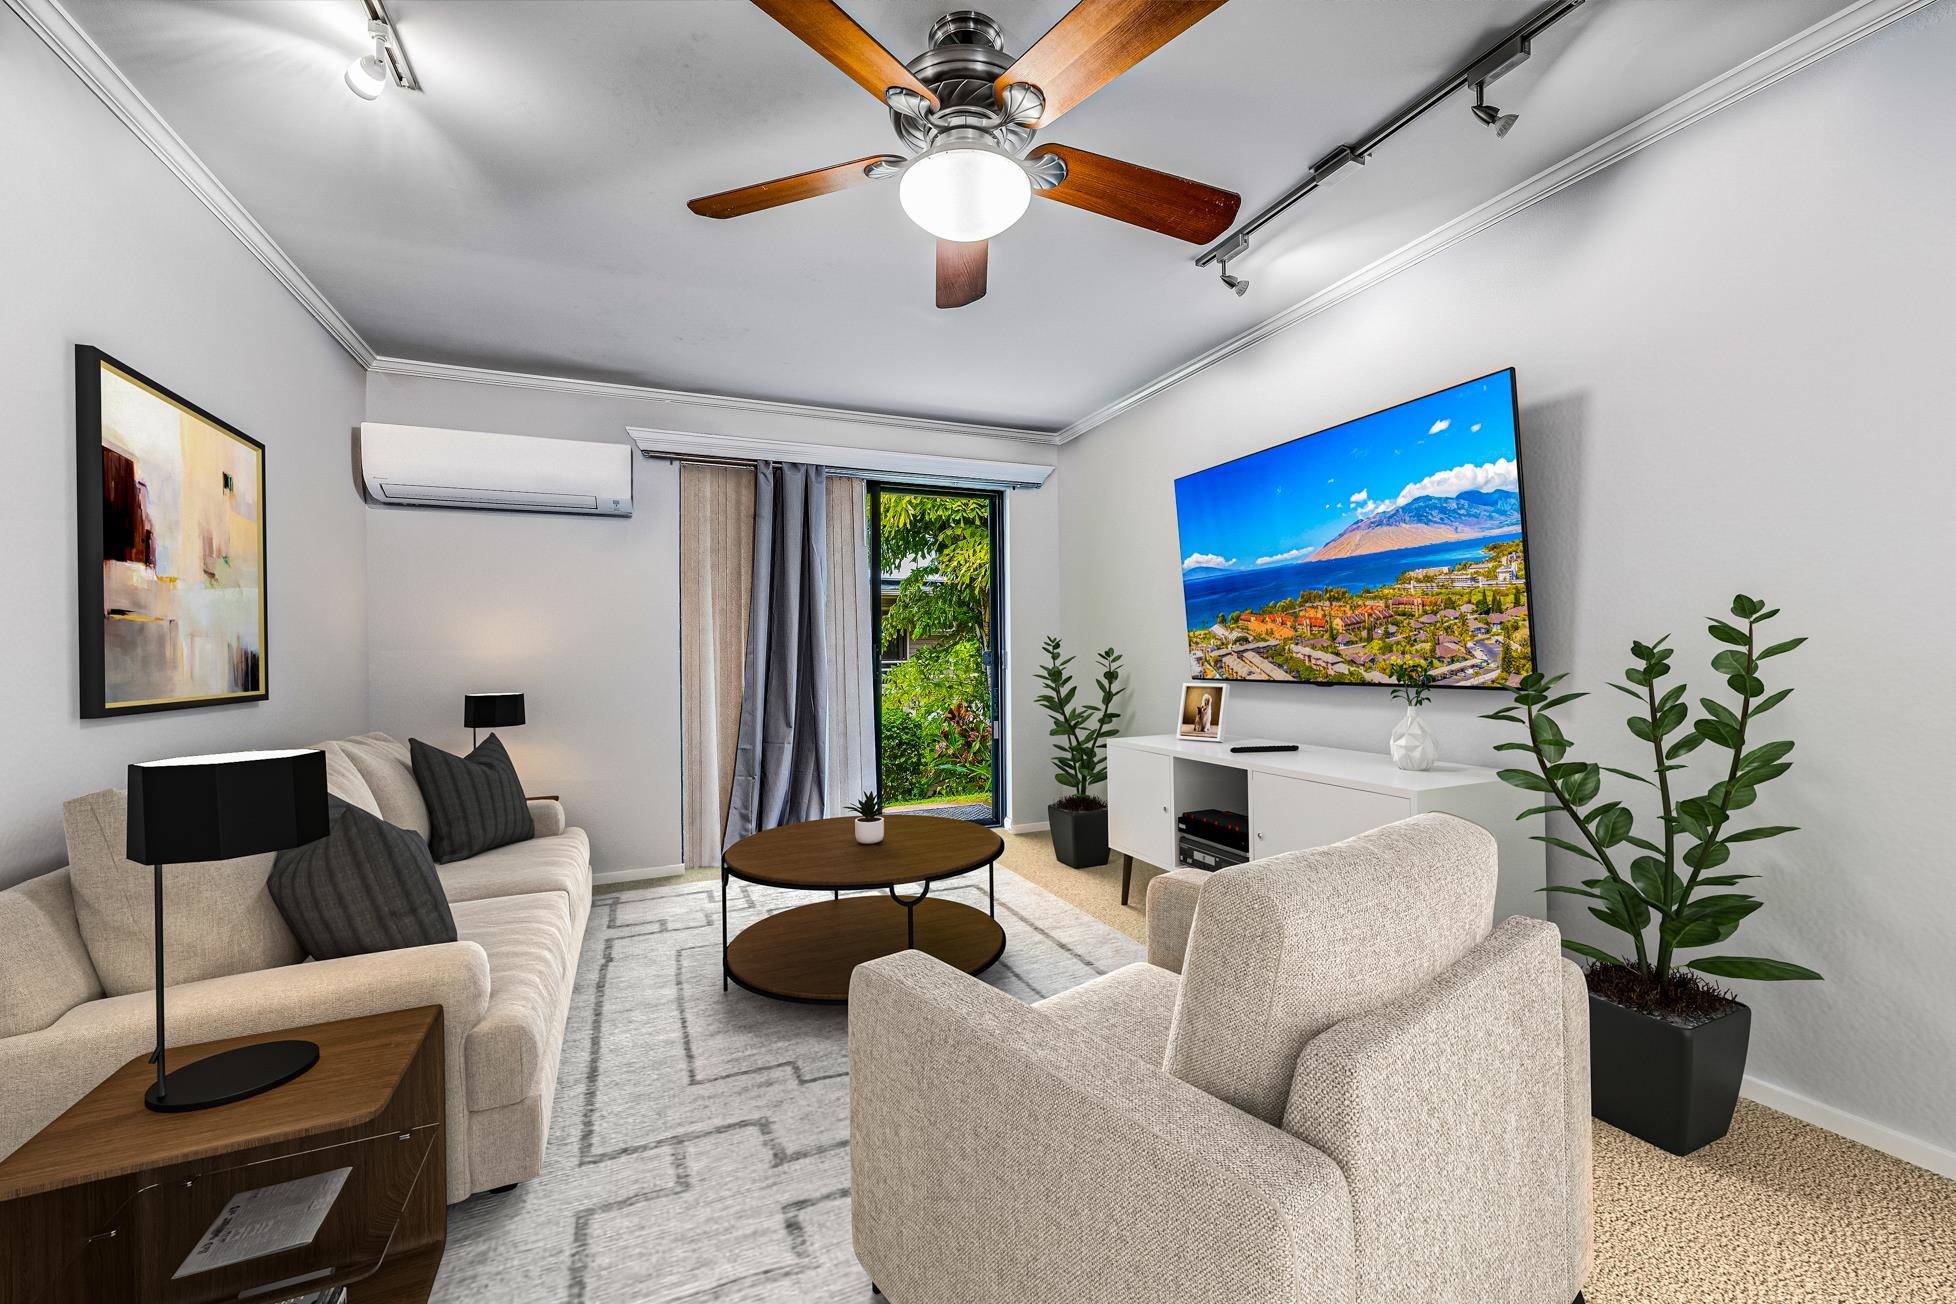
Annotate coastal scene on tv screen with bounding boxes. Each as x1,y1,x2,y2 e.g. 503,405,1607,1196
1174,371,1533,688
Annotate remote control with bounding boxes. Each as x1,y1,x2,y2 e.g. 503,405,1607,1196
1229,743,1300,753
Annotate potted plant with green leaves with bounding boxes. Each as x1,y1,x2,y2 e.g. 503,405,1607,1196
1388,661,1438,770
1483,594,1820,1154
848,790,885,845
1034,636,1125,868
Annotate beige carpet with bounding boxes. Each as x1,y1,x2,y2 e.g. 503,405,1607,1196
994,828,1956,1303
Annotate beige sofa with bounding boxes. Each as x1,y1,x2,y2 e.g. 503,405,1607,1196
0,733,590,1203
849,814,1592,1304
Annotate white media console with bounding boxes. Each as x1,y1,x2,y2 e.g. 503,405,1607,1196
1107,735,1546,922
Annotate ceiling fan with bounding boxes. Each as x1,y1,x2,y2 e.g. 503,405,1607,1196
687,1,1241,308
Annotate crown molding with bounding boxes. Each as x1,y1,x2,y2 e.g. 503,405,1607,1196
369,356,1064,446
1053,0,1938,445
6,0,376,367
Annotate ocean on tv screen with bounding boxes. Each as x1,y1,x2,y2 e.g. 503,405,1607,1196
1174,371,1535,689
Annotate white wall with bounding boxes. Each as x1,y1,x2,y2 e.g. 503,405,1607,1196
0,9,370,888
1058,6,1956,1155
361,372,1060,875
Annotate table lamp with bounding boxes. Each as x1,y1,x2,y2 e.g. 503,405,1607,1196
464,691,525,749
127,748,329,1112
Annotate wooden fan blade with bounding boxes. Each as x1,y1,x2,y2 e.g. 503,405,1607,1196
688,155,901,219
936,240,988,309
997,0,1226,128
1030,145,1239,244
751,0,939,109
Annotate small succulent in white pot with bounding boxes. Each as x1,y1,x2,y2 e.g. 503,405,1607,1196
848,790,885,845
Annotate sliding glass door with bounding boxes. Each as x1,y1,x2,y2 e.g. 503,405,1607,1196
867,483,1004,826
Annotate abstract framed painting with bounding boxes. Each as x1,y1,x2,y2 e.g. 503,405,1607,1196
76,346,269,718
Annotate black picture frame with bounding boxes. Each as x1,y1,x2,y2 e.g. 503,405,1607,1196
77,345,271,718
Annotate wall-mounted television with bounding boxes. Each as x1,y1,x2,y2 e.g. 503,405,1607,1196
1174,368,1535,689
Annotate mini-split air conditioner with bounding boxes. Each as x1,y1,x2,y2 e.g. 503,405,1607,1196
358,423,633,517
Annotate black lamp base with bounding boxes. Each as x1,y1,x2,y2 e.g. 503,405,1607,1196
144,1039,320,1113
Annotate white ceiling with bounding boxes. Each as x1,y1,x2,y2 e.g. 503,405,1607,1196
62,0,1849,431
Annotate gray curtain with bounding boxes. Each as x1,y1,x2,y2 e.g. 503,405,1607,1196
724,462,830,848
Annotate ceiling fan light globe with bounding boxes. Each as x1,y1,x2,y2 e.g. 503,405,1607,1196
899,147,1032,243
345,52,388,100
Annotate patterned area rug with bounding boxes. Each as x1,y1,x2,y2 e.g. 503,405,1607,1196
432,867,1142,1303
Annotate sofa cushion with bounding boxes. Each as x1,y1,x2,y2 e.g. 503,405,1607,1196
411,735,534,864
309,740,383,819
269,799,458,961
1035,961,1180,1069
1164,813,1497,1125
63,789,302,997
334,733,431,841
437,828,592,916
0,870,104,1038
451,892,576,1111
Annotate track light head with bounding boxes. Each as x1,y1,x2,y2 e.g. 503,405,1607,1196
1214,233,1251,296
1470,82,1517,136
345,47,387,100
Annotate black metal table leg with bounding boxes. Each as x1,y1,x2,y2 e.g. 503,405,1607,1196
888,880,933,951
721,862,730,992
988,861,995,918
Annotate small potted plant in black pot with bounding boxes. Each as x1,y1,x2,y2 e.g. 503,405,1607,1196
1034,636,1125,869
1484,594,1821,1155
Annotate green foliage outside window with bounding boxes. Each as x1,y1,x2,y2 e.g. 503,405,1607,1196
877,493,994,805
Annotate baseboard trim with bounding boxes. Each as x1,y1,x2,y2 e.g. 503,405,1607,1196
1742,1074,1956,1180
591,864,686,887
1003,820,1049,835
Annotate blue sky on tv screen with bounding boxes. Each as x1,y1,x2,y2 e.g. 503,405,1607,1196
1174,371,1520,572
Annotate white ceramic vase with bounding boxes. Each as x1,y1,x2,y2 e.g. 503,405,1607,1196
1390,705,1438,771
854,818,885,845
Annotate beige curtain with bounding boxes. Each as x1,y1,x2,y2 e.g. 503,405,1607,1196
679,464,754,868
823,475,877,816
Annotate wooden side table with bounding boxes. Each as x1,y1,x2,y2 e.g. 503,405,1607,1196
0,1006,446,1304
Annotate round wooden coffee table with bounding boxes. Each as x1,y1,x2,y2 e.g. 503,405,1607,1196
721,815,1006,1004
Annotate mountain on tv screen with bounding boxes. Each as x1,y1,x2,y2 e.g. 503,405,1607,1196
1173,368,1536,689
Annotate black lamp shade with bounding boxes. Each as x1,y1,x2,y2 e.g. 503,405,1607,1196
464,692,526,730
126,749,330,864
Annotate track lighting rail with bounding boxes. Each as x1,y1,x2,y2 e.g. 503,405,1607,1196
1195,0,1588,270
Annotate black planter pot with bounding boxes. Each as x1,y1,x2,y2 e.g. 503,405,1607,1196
1048,803,1110,869
1588,991,1751,1155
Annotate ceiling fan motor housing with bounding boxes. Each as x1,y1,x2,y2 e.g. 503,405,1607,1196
889,11,1030,156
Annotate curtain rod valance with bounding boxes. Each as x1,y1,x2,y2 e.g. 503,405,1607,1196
626,426,1054,490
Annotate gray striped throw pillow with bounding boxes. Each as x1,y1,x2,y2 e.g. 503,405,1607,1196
409,734,535,863
269,798,457,960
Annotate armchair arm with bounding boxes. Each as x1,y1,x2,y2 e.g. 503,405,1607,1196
1145,867,1208,973
527,798,566,837
849,951,1353,1304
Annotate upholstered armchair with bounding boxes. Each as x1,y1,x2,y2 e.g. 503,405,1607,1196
848,813,1591,1304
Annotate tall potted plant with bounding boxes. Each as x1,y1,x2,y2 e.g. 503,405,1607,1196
1484,594,1820,1154
1035,636,1125,868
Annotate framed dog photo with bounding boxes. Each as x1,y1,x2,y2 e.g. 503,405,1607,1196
1176,682,1228,742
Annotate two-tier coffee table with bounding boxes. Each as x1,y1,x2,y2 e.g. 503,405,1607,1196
721,814,1006,1003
